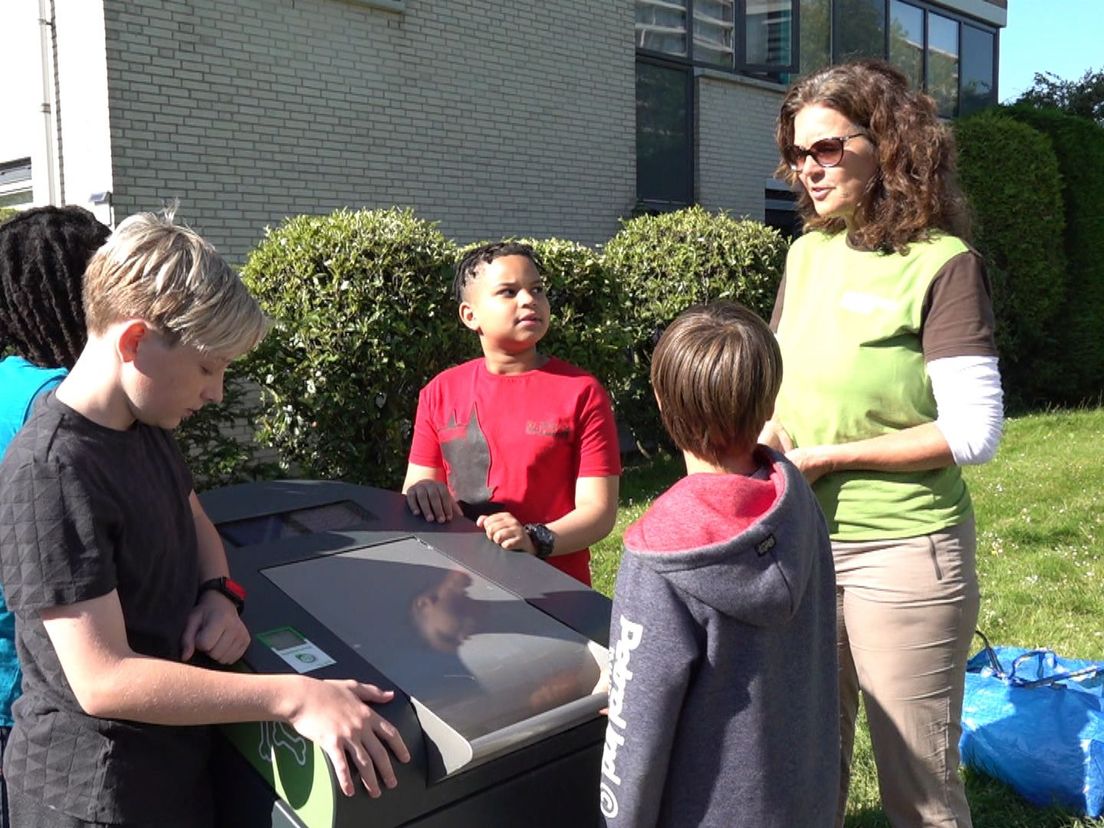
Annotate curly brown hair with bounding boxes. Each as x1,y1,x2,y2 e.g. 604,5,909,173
776,59,971,253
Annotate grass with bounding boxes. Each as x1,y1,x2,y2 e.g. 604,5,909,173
589,408,1104,827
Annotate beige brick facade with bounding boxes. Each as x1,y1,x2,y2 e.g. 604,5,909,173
101,0,637,262
695,71,787,220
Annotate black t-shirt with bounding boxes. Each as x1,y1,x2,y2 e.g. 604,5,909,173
0,392,213,826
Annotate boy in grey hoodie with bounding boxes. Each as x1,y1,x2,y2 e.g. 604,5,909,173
600,302,838,828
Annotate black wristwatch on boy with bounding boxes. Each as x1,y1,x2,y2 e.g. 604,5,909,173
198,576,247,615
524,523,555,560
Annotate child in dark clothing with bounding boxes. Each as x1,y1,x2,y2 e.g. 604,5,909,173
599,302,839,828
0,212,409,827
0,205,111,828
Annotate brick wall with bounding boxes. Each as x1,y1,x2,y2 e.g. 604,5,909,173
695,72,785,220
101,0,636,262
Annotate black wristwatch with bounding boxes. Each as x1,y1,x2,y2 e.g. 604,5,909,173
198,576,247,615
524,523,555,560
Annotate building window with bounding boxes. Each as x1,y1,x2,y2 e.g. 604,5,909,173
634,0,799,207
745,1,795,70
636,0,798,74
798,0,830,75
960,24,995,116
637,0,689,56
0,158,33,210
927,11,959,116
833,0,885,62
889,0,924,89
694,0,736,67
800,1,997,117
765,180,802,239
636,60,694,207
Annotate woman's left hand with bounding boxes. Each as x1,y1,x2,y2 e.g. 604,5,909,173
786,445,836,484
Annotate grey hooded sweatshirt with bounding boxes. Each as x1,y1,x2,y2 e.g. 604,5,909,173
599,449,838,828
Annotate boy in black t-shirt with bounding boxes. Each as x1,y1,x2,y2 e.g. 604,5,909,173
0,212,409,827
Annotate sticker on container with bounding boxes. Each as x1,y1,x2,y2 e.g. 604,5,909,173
259,626,336,673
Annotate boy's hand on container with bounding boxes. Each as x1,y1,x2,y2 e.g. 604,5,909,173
476,512,535,554
405,480,460,523
288,678,411,798
181,590,250,663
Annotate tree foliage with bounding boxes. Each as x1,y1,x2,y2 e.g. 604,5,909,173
954,110,1067,409
240,207,467,488
1006,104,1104,406
603,206,787,450
1016,67,1104,126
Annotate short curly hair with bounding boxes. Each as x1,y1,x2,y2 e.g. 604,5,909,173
0,206,111,369
453,241,543,302
776,59,971,253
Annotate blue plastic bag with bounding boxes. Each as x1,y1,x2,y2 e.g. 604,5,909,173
959,634,1104,817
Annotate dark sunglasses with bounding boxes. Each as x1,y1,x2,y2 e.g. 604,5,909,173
783,133,867,171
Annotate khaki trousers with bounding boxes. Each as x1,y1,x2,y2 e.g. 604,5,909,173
834,516,979,828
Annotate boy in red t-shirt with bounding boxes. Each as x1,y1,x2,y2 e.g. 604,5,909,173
402,242,621,585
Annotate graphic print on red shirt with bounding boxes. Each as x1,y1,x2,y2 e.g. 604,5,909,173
409,357,621,584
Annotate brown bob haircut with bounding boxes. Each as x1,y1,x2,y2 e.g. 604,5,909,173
651,301,782,466
776,59,971,254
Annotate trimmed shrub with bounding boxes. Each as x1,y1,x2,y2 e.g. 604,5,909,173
174,366,279,491
0,207,20,226
1006,104,1104,406
602,206,787,449
456,238,635,408
954,111,1067,409
240,207,465,487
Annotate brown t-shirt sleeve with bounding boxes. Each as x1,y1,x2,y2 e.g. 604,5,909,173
769,273,786,332
920,250,998,361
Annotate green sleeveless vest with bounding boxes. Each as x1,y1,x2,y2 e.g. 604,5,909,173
774,231,973,540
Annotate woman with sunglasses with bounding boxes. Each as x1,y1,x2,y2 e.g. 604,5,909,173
763,59,1003,827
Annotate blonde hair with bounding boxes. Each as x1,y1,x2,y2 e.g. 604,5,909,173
651,301,782,465
83,211,268,357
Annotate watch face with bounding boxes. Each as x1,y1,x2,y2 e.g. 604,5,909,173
527,524,554,558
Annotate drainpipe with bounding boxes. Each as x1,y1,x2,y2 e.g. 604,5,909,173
37,0,61,204
49,0,65,203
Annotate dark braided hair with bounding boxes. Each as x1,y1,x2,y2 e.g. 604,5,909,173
0,206,110,368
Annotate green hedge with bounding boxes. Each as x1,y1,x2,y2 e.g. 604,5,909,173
240,208,467,488
0,207,20,225
1006,104,1104,406
174,365,278,491
955,111,1068,409
602,206,787,449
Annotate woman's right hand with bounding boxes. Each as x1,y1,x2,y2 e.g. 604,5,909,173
758,420,794,453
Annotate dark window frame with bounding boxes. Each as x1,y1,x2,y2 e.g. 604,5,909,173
863,0,999,115
958,20,998,116
636,0,800,79
635,54,697,211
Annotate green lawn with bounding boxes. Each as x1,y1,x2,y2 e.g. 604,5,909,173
590,408,1104,827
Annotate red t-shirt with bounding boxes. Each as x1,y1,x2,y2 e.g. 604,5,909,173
409,357,621,584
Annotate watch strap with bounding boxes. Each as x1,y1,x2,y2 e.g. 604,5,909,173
198,576,246,614
524,523,555,560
